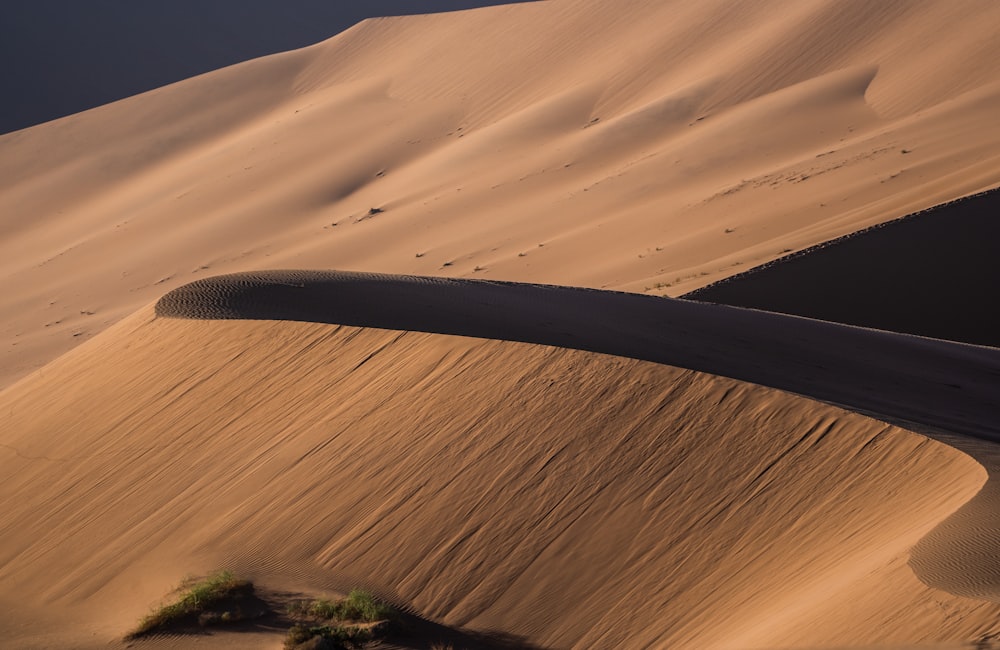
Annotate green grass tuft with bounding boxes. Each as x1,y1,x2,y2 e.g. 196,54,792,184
331,589,393,622
285,623,374,649
290,589,393,623
284,589,396,649
128,570,253,638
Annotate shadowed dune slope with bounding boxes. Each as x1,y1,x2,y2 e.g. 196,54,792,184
4,0,1000,388
4,1,1000,647
1,304,1000,649
156,271,1000,444
684,187,1000,348
155,272,1000,622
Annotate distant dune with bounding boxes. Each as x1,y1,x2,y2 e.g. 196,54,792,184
3,0,1000,389
685,188,1000,348
0,1,538,134
2,0,1000,647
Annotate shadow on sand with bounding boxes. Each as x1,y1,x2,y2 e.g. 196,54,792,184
155,269,1000,602
685,187,1000,348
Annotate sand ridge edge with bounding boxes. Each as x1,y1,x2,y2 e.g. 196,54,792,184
156,269,1000,444
155,269,1000,604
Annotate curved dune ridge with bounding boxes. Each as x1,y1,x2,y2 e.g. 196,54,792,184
0,299,999,649
158,271,1000,615
4,0,1000,390
156,270,1000,444
4,0,1000,647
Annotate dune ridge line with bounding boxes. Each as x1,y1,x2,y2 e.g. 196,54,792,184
684,185,1000,300
157,270,1000,445
155,270,1000,605
154,270,1000,605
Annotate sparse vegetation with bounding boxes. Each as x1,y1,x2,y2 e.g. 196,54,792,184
285,623,374,649
285,589,396,649
128,570,254,638
296,589,394,622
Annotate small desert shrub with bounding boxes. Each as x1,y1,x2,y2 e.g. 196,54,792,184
292,589,393,623
285,624,374,649
285,589,395,649
305,598,341,619
337,589,394,622
129,570,252,637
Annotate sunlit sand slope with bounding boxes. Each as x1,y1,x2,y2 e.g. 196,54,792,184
3,0,1000,647
1,274,999,647
155,271,1000,444
3,0,1000,388
0,318,991,649
0,1,539,134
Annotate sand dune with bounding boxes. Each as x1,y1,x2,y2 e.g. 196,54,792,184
3,0,1000,388
0,1,539,134
156,270,1000,444
685,187,1000,348
0,298,998,648
3,0,1000,647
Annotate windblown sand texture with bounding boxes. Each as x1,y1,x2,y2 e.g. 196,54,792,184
2,1,1000,648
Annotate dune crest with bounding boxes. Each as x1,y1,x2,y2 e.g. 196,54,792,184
3,0,1000,387
155,270,1000,443
4,1,1000,647
0,305,998,648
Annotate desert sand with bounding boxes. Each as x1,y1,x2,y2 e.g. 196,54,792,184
685,188,1000,348
0,1,538,135
2,0,1000,648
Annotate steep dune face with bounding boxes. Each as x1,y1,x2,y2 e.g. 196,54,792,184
153,271,1000,445
3,1,1000,647
3,0,1000,388
0,310,997,649
684,188,1000,348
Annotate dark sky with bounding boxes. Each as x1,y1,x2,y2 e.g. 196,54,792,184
0,1,537,135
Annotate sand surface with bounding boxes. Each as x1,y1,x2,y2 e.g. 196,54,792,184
0,306,998,648
0,1,539,134
2,0,1000,648
4,0,1000,389
685,188,1000,347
